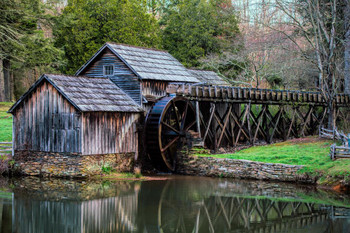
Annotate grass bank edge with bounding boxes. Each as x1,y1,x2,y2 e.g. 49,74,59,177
193,137,350,181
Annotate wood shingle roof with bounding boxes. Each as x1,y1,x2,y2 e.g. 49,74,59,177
76,43,200,83
188,69,230,86
9,74,142,113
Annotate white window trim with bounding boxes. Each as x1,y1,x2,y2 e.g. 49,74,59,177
103,65,114,76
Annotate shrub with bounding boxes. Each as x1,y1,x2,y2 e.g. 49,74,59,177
101,163,114,174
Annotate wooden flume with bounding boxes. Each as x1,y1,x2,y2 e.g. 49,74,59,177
145,83,350,172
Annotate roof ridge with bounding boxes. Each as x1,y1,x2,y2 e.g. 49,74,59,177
45,73,109,80
106,42,167,53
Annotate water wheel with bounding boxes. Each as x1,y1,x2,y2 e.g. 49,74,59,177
145,96,196,172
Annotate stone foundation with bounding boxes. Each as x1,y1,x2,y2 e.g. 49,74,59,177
177,154,316,184
14,150,135,177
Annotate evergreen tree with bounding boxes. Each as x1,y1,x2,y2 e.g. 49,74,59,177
0,0,64,100
160,0,240,67
54,0,162,74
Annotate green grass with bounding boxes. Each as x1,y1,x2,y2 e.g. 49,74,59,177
0,102,13,142
195,137,350,178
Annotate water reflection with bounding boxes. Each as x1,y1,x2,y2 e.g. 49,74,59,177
1,176,350,233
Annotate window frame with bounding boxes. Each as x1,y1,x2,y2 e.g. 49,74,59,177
103,65,114,76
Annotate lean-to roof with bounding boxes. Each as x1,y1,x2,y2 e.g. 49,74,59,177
188,69,230,86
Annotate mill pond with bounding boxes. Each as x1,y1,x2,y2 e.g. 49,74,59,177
0,175,350,233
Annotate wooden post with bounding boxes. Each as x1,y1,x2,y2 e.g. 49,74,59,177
196,101,201,138
263,105,270,143
203,103,215,142
252,105,266,144
281,106,287,141
247,101,252,144
217,105,232,147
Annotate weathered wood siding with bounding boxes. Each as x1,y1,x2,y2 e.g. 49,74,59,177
13,194,138,233
81,49,142,105
142,80,168,98
81,112,139,155
13,81,81,153
81,195,138,232
142,80,168,112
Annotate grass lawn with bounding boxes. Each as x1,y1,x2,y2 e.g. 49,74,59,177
195,137,350,178
0,102,13,142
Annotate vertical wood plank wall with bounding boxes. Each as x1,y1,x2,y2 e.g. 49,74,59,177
13,81,81,153
142,80,168,98
142,80,168,112
81,112,140,155
13,197,82,233
13,193,138,233
82,49,142,105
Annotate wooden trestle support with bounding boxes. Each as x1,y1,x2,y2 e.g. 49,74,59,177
145,83,350,171
198,102,327,151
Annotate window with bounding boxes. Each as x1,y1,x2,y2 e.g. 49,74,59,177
103,65,114,76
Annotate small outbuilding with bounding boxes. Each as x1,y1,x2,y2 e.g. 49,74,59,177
8,74,142,176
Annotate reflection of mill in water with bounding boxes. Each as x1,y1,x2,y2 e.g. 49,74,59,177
9,180,350,233
157,196,330,233
139,181,341,233
12,184,140,233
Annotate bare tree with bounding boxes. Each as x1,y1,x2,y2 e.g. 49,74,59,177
345,0,350,94
273,0,343,128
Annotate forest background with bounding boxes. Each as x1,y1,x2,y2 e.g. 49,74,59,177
0,0,349,105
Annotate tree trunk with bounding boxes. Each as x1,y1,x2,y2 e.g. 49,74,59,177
10,70,14,101
3,59,11,102
327,101,336,129
0,59,4,102
345,0,350,94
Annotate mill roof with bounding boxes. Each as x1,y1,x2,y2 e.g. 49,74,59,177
188,69,230,86
8,74,142,113
76,43,200,83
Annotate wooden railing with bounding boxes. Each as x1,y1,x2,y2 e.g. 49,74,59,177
330,144,350,160
167,83,350,106
0,142,12,156
319,127,350,159
319,127,349,142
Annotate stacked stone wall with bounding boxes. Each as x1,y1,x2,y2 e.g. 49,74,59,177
14,150,135,177
177,155,316,184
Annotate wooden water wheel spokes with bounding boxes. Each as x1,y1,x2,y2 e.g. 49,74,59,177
145,96,196,172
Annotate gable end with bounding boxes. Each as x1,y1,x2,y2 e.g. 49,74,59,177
8,75,81,114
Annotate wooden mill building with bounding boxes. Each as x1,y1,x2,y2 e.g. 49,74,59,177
8,43,226,176
75,42,200,109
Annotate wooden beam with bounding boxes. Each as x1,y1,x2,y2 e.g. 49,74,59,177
252,105,267,144
247,102,252,144
213,112,231,144
269,107,283,142
199,109,214,145
196,101,201,137
217,105,233,147
300,106,314,136
203,103,216,142
235,105,249,146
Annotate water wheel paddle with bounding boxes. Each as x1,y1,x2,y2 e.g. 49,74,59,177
145,96,196,172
